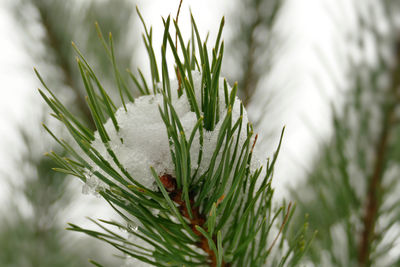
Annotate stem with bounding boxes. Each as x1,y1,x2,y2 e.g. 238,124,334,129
358,42,400,266
358,108,394,266
161,174,228,266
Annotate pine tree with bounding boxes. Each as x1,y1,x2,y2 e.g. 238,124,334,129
37,7,310,266
292,1,400,266
0,0,136,266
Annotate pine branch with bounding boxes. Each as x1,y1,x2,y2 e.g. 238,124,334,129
13,0,137,126
292,2,400,266
0,126,91,267
358,38,400,267
3,1,137,265
240,15,261,107
37,8,310,266
160,174,226,266
228,0,282,107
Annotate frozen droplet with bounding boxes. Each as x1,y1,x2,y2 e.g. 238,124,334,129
84,169,93,180
127,222,138,232
83,169,93,183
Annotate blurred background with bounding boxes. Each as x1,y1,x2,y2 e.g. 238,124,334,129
0,0,399,266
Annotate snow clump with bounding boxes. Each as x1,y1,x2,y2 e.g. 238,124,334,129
83,71,260,194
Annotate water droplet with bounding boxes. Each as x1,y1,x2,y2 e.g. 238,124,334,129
84,169,93,180
127,222,138,232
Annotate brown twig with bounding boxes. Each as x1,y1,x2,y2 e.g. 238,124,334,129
357,41,400,266
160,174,227,267
358,106,395,267
251,134,259,153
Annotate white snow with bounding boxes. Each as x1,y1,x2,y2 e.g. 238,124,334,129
84,71,259,194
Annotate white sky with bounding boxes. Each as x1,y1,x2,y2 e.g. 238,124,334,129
0,0,355,205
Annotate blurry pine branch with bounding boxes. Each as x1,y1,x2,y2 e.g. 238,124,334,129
0,127,91,266
228,0,282,107
292,1,400,266
0,0,137,266
225,0,286,153
12,0,137,126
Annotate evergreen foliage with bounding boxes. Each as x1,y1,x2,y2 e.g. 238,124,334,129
0,128,89,267
292,1,400,266
226,0,285,149
228,0,282,108
37,9,310,266
0,0,136,266
4,0,400,266
12,0,136,126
